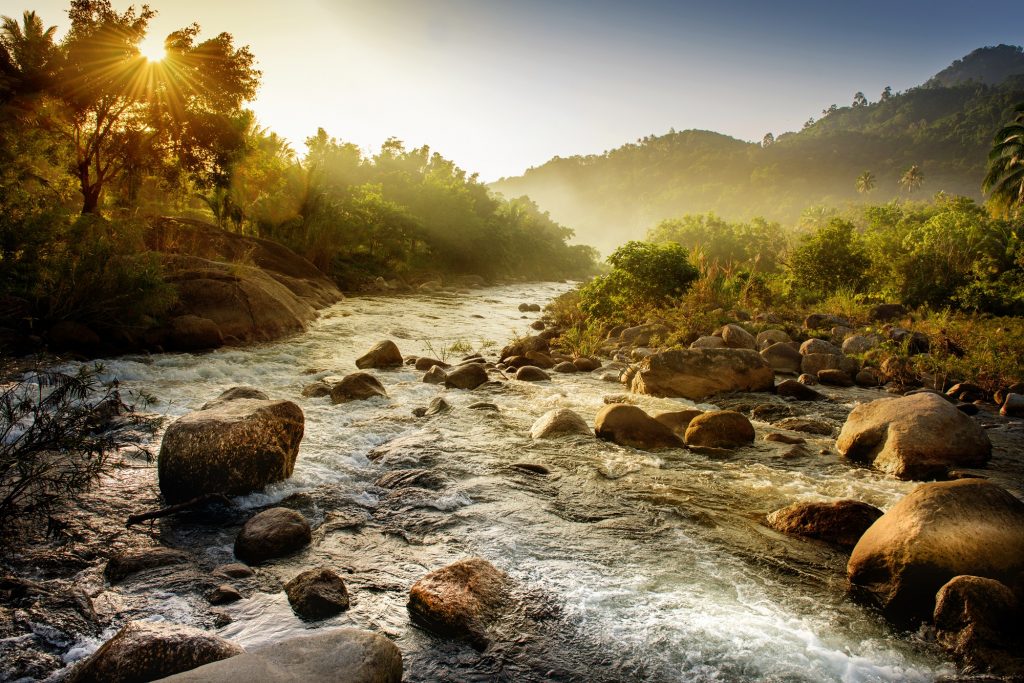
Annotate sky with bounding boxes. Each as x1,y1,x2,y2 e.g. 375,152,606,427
6,0,1024,181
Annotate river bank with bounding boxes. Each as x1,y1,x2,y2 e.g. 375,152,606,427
3,282,1023,682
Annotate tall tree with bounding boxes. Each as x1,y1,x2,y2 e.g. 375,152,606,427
856,170,875,194
0,10,59,94
852,91,867,107
761,132,774,147
983,103,1024,217
879,85,893,101
899,164,924,194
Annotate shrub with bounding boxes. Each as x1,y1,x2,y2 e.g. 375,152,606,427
787,219,870,301
579,241,699,321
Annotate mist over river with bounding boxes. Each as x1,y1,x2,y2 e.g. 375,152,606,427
71,282,952,682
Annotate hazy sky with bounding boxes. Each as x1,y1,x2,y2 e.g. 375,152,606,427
8,0,1024,180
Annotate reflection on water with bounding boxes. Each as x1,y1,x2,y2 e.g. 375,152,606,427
88,283,951,682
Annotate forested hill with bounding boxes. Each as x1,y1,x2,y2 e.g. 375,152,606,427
490,46,1024,254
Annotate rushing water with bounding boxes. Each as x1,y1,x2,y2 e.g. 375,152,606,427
80,282,952,682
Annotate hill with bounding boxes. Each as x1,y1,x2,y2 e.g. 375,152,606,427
490,46,1024,254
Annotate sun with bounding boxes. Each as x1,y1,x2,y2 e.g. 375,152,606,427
138,36,166,62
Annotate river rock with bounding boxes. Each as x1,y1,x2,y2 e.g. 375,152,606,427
836,392,992,480
847,479,1024,622
720,324,756,350
775,378,826,401
158,629,402,683
285,567,350,620
67,621,243,683
525,351,555,369
444,363,489,390
801,353,857,378
934,575,1021,670
330,372,387,403
842,334,881,356
774,417,834,435
1001,393,1024,417
594,404,684,450
201,386,269,409
573,357,601,372
620,323,669,346
301,381,332,398
817,368,854,387
500,334,549,361
515,366,550,382
653,409,703,437
764,432,806,444
167,314,224,351
158,398,304,504
756,329,791,350
798,373,818,385
530,408,591,439
855,368,880,387
414,357,449,371
691,335,726,349
234,508,311,564
422,366,447,384
407,557,510,649
799,338,840,356
553,361,578,373
207,585,243,605
629,349,774,401
104,547,191,584
760,342,802,374
684,411,755,449
355,340,402,369
212,563,254,580
765,500,882,548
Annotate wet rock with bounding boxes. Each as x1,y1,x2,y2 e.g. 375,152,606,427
499,334,549,361
756,329,791,350
525,350,556,369
934,575,1021,672
956,402,979,416
836,392,992,480
629,349,774,401
444,363,489,390
374,469,447,489
842,334,881,356
798,373,819,385
330,372,387,403
818,368,854,387
855,368,880,387
764,432,806,444
653,409,703,437
750,403,800,422
684,411,755,449
774,417,834,436
201,386,269,409
1001,393,1024,417
355,340,403,369
407,557,510,649
691,335,726,349
67,620,243,683
301,381,332,398
467,402,499,411
515,365,550,382
207,585,242,605
553,360,578,373
422,366,447,384
212,563,254,580
104,547,191,584
765,500,882,548
594,404,685,450
167,314,224,351
760,342,802,374
848,479,1024,622
285,567,350,620
573,357,601,371
530,320,545,330
159,629,402,683
720,324,756,350
158,398,304,503
776,378,826,401
512,462,550,475
414,357,449,371
518,303,541,312
530,408,591,439
234,508,311,564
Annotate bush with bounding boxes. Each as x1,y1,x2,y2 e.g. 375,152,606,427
579,241,699,321
787,219,870,300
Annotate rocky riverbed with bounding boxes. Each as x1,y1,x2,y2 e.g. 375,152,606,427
3,282,1024,682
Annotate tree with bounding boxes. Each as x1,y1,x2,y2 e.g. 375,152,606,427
762,132,774,147
899,164,924,194
852,91,867,107
58,1,260,213
983,102,1024,217
856,170,875,194
579,241,698,320
788,219,870,299
880,86,893,101
0,10,58,94
821,104,838,116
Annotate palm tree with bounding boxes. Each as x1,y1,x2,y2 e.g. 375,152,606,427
0,11,58,92
983,103,1024,217
856,170,875,194
899,165,924,194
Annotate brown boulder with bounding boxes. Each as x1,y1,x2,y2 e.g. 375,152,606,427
629,349,774,401
515,366,550,382
234,508,311,564
836,392,992,480
530,408,592,439
817,368,854,387
761,342,802,374
414,357,449,371
684,411,755,449
594,404,684,450
407,557,509,649
934,575,1021,671
652,409,703,437
573,357,601,372
775,378,826,401
756,329,791,350
330,373,387,403
847,479,1024,622
104,547,191,584
167,315,224,351
444,363,489,390
285,567,350,620
422,366,448,384
765,500,882,548
720,324,756,350
500,335,549,361
355,340,402,369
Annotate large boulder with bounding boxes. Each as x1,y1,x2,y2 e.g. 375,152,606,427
167,314,224,351
530,408,591,439
684,411,755,449
760,342,802,374
330,372,387,403
836,392,992,480
285,567,350,620
799,338,840,356
756,329,791,350
355,340,402,369
234,508,312,564
158,397,304,504
720,324,756,350
847,479,1024,622
68,621,242,683
842,334,881,356
619,323,669,347
629,349,774,401
934,575,1021,671
407,557,510,649
158,629,402,683
594,404,684,450
801,353,857,378
444,363,489,390
765,500,882,548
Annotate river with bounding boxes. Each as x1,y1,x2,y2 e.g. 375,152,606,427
75,282,951,682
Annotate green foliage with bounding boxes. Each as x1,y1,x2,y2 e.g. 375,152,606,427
579,241,698,321
983,102,1024,217
647,213,786,272
787,219,870,300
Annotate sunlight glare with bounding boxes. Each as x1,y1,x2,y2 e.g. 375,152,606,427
138,36,166,62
